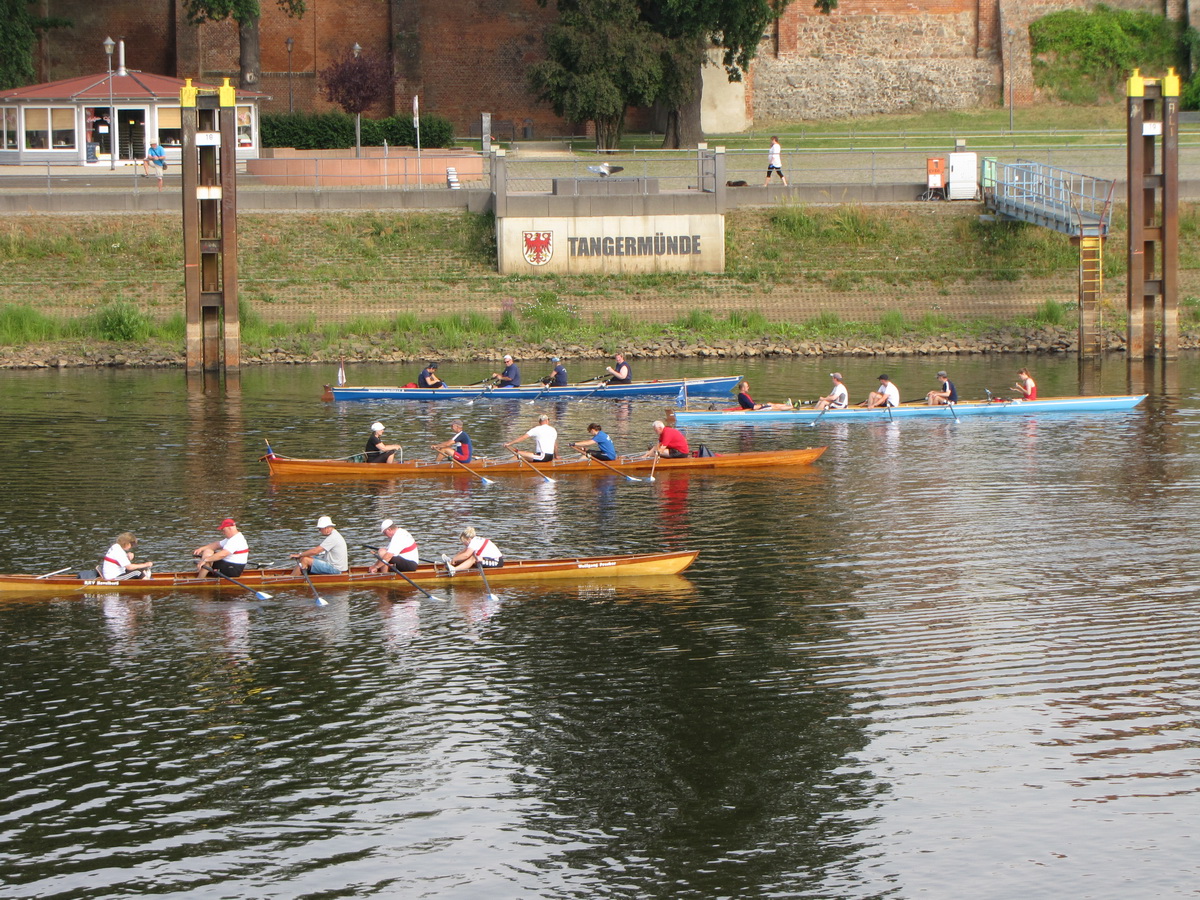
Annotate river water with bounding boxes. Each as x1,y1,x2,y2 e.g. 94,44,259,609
0,355,1197,899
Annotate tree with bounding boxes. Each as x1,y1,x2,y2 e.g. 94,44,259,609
181,0,306,91
528,0,665,150
320,48,395,156
650,0,838,148
0,0,71,90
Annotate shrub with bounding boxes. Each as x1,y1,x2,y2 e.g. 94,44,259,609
93,302,151,342
262,111,456,150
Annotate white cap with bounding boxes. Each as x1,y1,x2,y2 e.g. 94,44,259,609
503,354,513,361
380,519,394,533
370,421,384,432
316,515,335,529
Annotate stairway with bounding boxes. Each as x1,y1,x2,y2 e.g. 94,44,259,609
1078,223,1104,354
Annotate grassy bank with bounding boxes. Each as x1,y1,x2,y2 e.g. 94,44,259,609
4,201,1200,358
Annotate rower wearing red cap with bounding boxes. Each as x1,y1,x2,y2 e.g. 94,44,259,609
194,518,249,577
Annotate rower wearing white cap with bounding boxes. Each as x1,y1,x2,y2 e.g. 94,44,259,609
492,354,521,387
365,421,402,463
291,515,348,575
370,519,420,574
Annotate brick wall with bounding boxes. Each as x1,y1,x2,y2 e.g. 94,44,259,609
37,2,176,83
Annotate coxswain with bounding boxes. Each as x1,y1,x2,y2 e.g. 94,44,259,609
100,532,154,580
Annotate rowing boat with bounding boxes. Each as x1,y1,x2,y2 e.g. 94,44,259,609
263,446,826,479
674,394,1149,424
323,375,741,402
0,551,699,596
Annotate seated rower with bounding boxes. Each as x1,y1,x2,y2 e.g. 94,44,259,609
604,353,632,384
491,354,521,387
925,370,958,406
1011,367,1037,400
370,519,419,573
417,361,444,389
365,421,403,463
735,379,792,411
194,518,248,577
816,373,849,410
652,419,689,459
431,419,472,463
505,413,557,462
291,515,347,576
542,356,568,386
866,374,899,409
443,526,504,576
571,423,616,461
100,531,154,580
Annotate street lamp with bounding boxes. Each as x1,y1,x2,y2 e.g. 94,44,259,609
103,36,115,169
285,37,294,114
352,42,362,158
1007,28,1015,134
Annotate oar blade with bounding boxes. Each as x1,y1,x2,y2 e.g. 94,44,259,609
255,590,273,601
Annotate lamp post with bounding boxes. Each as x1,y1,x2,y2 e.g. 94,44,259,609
285,37,294,114
103,36,115,169
352,42,362,158
1007,28,1015,134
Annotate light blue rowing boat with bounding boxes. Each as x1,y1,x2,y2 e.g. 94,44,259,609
674,394,1149,425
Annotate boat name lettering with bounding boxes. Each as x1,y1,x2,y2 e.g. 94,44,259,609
577,561,617,569
567,234,701,258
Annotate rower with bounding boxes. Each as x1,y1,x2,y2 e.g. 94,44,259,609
194,518,249,577
431,419,473,462
291,515,348,575
604,353,631,384
571,423,616,461
544,356,568,386
925,370,958,406
417,361,444,389
491,354,521,387
1011,367,1037,400
652,419,689,458
866,374,899,409
443,526,505,576
370,519,420,573
816,372,849,410
505,413,557,462
100,532,154,580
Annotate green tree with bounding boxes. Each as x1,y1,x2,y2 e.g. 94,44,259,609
0,0,70,90
528,0,665,150
0,0,36,90
650,0,838,148
181,0,306,91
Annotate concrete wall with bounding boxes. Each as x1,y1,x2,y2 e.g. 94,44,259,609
497,215,726,274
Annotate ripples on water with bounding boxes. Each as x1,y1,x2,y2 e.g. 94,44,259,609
0,357,1198,898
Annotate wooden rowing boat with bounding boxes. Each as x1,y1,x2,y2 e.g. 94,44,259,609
674,394,1149,425
324,375,741,402
0,551,699,596
264,446,826,479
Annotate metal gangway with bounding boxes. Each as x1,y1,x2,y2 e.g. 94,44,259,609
982,158,1115,237
982,158,1116,355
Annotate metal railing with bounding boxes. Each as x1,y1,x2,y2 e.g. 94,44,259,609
982,158,1115,236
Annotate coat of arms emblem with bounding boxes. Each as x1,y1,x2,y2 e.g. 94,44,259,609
523,231,553,266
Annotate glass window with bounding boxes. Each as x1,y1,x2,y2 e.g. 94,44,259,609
157,106,182,147
51,107,75,149
24,108,49,150
1,107,16,150
236,106,254,147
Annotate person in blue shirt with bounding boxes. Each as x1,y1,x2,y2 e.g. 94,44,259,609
492,354,521,387
547,357,568,386
604,353,631,384
142,141,166,189
431,419,472,462
925,370,958,406
571,423,616,461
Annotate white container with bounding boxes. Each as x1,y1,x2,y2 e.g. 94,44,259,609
947,152,978,200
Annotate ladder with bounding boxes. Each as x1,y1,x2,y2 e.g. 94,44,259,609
1077,221,1104,355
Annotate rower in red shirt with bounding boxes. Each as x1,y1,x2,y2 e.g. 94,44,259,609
652,419,690,459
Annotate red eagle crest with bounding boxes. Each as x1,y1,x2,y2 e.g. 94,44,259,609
523,231,553,266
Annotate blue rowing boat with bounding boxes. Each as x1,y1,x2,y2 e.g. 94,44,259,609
325,375,741,402
674,394,1149,424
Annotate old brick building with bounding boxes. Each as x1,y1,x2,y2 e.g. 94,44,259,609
30,0,1177,136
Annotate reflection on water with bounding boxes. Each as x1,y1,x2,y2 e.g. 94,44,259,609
1,356,1199,898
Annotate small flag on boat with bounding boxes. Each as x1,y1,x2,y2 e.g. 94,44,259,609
675,386,686,407
337,360,347,386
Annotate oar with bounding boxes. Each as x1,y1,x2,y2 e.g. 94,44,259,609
585,453,643,482
575,376,612,402
449,455,496,485
946,401,960,423
527,376,555,404
203,565,272,601
297,564,329,607
36,566,72,579
360,545,445,602
475,558,500,603
646,451,661,483
467,379,498,404
511,449,555,483
808,406,831,427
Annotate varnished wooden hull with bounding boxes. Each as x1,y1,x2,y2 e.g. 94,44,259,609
0,551,699,596
265,447,826,480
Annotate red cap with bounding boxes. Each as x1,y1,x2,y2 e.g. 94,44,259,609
220,518,237,528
